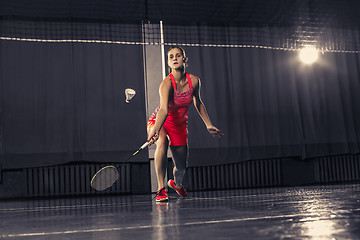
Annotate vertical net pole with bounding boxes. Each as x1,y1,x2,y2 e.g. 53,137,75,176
160,21,166,79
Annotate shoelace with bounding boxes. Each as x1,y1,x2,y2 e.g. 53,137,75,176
152,187,166,201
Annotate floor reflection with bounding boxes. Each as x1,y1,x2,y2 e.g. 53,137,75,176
287,188,357,239
1,183,360,239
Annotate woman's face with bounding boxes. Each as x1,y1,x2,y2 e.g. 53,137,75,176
168,48,185,70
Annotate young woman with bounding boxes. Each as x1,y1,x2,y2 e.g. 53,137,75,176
147,46,223,202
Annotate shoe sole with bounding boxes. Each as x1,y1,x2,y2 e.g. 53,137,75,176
156,198,168,202
168,180,187,197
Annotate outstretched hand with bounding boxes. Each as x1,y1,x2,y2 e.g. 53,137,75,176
207,126,224,138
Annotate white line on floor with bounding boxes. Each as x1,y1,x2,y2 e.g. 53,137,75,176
0,213,320,238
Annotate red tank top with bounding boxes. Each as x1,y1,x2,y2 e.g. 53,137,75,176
152,72,194,125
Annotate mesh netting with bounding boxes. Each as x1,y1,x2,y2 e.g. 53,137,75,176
1,1,360,52
0,20,143,44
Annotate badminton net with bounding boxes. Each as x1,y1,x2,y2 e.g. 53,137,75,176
1,1,360,53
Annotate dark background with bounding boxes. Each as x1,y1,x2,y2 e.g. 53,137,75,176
1,0,360,169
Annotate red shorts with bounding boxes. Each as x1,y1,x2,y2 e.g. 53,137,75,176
147,115,188,146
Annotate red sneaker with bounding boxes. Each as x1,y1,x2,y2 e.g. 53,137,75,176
168,180,187,197
155,187,168,202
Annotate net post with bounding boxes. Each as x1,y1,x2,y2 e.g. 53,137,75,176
160,21,166,79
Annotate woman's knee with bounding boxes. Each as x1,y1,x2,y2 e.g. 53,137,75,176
156,136,168,148
171,145,188,158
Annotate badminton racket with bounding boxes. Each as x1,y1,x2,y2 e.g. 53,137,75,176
90,141,149,191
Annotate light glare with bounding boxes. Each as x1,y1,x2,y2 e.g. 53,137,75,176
299,46,319,64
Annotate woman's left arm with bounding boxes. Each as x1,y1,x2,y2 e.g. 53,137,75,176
192,76,223,137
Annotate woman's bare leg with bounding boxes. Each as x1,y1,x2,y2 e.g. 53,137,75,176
153,129,169,190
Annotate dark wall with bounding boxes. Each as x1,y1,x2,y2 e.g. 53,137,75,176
185,47,360,166
1,0,360,170
1,1,360,28
0,41,147,169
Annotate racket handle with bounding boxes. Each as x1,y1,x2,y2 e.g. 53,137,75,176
140,141,150,150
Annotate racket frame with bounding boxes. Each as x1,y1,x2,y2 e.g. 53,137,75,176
90,141,149,191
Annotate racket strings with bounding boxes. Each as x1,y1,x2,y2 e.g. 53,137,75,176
91,166,119,191
90,142,149,191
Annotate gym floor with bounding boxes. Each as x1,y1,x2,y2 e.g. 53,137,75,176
1,183,360,239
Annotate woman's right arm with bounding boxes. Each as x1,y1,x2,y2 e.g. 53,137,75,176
147,77,171,142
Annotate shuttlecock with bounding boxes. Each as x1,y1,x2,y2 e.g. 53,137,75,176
125,88,136,103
